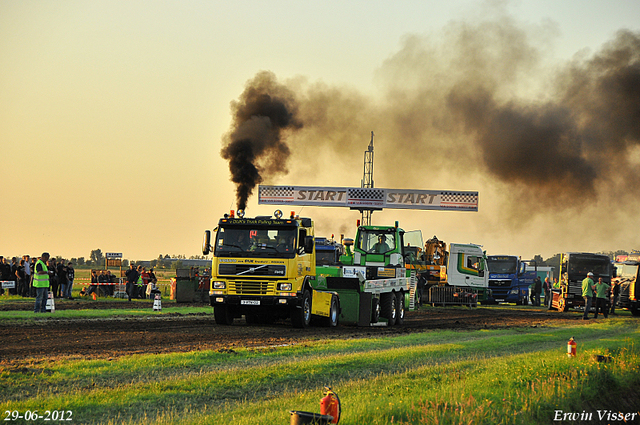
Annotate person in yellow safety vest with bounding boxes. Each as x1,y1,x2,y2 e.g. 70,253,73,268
33,252,51,313
553,277,560,289
136,265,144,299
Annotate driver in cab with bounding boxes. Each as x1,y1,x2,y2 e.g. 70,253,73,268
371,234,391,253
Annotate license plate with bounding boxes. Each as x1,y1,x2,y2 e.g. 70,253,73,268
241,300,260,305
495,299,505,302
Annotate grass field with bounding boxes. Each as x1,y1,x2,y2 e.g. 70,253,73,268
1,309,639,424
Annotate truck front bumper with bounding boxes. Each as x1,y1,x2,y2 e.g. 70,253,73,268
210,294,302,310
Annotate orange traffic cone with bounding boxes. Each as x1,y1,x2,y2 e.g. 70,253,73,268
92,292,97,301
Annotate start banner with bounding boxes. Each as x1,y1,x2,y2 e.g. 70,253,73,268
258,185,478,212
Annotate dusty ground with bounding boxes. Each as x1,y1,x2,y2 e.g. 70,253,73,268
0,300,584,366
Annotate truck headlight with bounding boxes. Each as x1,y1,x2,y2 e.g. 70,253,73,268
278,283,292,291
509,289,519,295
213,281,226,289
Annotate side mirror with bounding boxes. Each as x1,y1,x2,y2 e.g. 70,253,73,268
202,230,211,255
304,236,315,255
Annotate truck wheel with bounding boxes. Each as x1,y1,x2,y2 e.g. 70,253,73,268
381,292,397,326
371,297,380,323
558,298,569,312
214,305,234,325
631,303,640,317
323,295,339,327
291,290,311,328
395,292,405,326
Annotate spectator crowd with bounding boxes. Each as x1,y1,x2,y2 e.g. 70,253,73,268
0,255,75,299
0,253,159,307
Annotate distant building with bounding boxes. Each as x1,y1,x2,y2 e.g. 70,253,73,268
131,258,210,269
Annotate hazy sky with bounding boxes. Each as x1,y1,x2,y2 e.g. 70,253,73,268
2,0,639,262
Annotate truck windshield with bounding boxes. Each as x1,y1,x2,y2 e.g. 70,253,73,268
316,251,337,266
215,226,297,257
358,229,396,254
615,263,639,279
487,257,517,274
568,256,610,276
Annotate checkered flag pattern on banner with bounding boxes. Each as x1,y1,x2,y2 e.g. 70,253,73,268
260,186,294,199
440,192,478,204
348,188,385,201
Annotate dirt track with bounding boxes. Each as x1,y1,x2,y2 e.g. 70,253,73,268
0,301,585,366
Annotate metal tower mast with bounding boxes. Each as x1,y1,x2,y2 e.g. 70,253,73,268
361,131,374,225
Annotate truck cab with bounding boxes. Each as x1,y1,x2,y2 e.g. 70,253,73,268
550,252,612,312
486,255,534,305
314,237,344,266
613,254,640,316
420,243,490,306
448,243,490,291
203,210,338,328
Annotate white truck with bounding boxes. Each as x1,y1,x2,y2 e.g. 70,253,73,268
416,241,490,306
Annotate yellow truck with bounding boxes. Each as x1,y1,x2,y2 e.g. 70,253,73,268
202,210,339,328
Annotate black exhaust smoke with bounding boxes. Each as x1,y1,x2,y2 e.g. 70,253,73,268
221,71,302,211
446,29,640,205
220,16,640,226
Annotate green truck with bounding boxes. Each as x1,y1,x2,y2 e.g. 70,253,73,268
315,221,420,326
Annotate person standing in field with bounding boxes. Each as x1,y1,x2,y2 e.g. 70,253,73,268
9,257,19,295
533,277,542,306
147,268,158,299
594,277,610,319
582,272,596,320
57,260,68,299
23,255,32,296
48,258,58,298
105,270,115,296
125,264,139,301
0,256,10,295
136,266,145,299
65,262,75,299
610,280,620,315
543,277,551,307
33,252,51,313
16,259,26,297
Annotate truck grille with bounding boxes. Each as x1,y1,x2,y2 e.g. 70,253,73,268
567,282,583,296
228,281,275,295
218,264,286,277
491,289,510,297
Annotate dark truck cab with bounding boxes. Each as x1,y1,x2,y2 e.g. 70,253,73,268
550,252,612,312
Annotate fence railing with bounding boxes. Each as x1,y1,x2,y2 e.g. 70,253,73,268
425,286,478,307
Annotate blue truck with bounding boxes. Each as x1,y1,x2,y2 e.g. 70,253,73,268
314,237,345,266
486,255,536,305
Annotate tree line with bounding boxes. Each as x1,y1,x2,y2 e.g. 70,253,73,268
68,249,210,269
